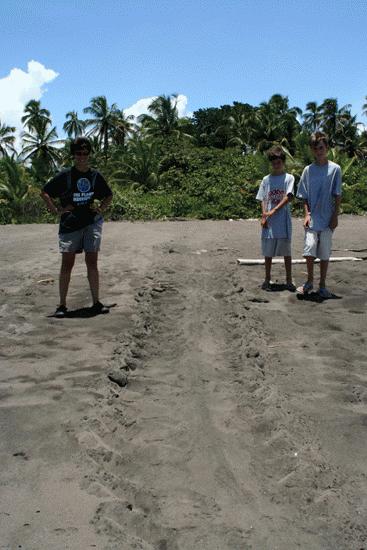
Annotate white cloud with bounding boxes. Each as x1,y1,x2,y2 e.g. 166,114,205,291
124,96,157,119
176,94,190,118
0,60,59,147
124,94,191,121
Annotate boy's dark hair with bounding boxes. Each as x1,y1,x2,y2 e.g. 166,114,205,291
70,137,92,154
267,145,286,161
310,131,329,148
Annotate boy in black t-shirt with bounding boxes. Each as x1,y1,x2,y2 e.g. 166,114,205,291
41,138,113,317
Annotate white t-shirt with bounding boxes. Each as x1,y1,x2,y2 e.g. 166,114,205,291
297,161,342,231
256,173,294,239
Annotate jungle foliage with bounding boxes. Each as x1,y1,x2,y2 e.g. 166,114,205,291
1,94,367,224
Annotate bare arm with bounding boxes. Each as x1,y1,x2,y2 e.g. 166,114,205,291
260,199,268,227
40,191,74,215
303,200,311,228
261,193,293,228
264,193,292,218
329,195,341,230
93,194,113,214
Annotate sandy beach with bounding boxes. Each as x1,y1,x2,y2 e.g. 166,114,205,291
0,216,366,550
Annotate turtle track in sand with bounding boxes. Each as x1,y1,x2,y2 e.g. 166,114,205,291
77,242,367,550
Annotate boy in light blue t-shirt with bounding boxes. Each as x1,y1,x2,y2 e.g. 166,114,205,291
256,146,295,291
296,132,342,298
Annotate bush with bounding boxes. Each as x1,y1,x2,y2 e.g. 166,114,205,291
2,142,367,224
0,199,13,224
342,182,367,214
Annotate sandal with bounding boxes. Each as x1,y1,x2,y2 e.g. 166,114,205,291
261,280,273,291
296,281,313,295
54,305,67,318
90,301,109,314
285,282,296,292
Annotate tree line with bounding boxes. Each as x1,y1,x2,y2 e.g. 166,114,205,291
1,93,367,223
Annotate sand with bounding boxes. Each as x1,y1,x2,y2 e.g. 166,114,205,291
0,216,366,550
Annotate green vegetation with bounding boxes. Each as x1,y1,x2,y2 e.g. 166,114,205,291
1,94,367,224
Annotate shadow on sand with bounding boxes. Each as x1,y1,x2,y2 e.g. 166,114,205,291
264,283,342,302
296,292,342,303
265,283,295,292
47,303,116,318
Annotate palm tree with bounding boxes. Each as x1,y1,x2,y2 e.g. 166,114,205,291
21,119,63,180
215,112,254,150
139,94,177,137
109,109,134,147
319,98,352,146
303,101,322,133
334,112,361,157
224,103,256,150
226,114,250,146
63,111,86,139
84,95,120,157
111,136,160,190
191,107,227,147
139,94,191,140
253,95,301,152
0,120,16,157
362,96,367,118
21,100,51,133
319,98,338,144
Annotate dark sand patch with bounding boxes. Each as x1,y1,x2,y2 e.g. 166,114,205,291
0,216,366,549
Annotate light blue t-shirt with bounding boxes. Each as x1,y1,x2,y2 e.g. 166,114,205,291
297,161,342,231
256,173,294,239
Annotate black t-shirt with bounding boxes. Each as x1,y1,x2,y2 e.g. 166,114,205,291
43,167,113,233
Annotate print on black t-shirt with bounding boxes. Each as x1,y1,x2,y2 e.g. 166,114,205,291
43,167,112,233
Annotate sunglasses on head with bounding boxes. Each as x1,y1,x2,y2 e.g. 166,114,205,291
75,150,89,156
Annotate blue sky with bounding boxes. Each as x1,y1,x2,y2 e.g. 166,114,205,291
1,0,367,138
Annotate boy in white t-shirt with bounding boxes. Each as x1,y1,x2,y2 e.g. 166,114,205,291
296,132,342,298
256,146,295,291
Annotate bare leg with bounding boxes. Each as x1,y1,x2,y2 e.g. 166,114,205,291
59,253,76,306
305,256,315,285
85,252,99,304
319,260,329,288
264,257,272,282
284,256,292,284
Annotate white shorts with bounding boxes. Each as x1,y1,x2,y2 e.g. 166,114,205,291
59,217,103,254
261,238,291,258
303,228,332,260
